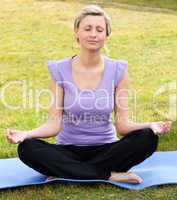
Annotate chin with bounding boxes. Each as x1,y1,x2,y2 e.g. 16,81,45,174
84,45,102,51
87,48,101,52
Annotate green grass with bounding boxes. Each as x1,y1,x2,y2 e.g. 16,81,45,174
86,0,177,11
0,0,177,199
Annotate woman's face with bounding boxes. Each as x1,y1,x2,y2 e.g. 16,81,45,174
75,15,107,51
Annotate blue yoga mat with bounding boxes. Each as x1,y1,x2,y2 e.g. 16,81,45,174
0,151,177,190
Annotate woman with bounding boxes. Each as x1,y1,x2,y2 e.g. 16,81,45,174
6,5,172,184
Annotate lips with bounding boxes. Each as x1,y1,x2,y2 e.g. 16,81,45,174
87,41,98,43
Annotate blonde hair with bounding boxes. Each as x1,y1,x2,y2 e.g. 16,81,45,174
74,5,111,42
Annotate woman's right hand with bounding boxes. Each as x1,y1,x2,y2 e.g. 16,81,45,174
6,129,30,144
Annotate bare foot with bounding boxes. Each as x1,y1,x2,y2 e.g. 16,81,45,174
108,172,143,184
46,176,57,181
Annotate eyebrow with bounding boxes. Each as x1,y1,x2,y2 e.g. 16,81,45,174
84,25,104,29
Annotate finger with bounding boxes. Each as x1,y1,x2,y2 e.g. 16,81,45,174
155,126,165,135
16,139,22,144
6,133,16,144
163,124,168,132
165,123,171,131
6,135,11,143
6,134,9,140
11,138,18,144
166,121,172,126
159,123,168,133
154,125,162,133
6,132,10,139
167,121,172,129
164,122,172,132
6,133,10,139
7,136,14,144
156,127,164,134
7,135,15,143
6,129,11,136
6,129,14,137
9,129,15,134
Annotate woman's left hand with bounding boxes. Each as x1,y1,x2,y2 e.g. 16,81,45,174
150,121,172,135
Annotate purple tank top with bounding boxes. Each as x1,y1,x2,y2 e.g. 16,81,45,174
47,55,128,146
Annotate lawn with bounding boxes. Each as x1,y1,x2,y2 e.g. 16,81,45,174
0,0,177,199
84,0,177,11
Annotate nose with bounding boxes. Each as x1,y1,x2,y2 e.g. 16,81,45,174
89,29,97,37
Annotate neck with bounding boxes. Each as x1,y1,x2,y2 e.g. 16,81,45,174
78,50,104,68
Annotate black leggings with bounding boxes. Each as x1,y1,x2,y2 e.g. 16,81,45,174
17,128,158,180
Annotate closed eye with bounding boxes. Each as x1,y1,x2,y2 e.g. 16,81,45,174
85,28,104,32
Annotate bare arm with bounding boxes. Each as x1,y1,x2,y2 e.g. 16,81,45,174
114,68,151,136
26,79,64,139
114,68,172,136
6,79,64,143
